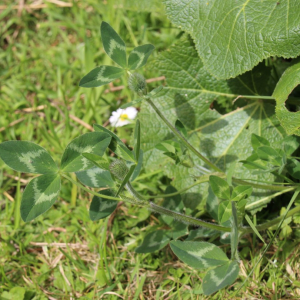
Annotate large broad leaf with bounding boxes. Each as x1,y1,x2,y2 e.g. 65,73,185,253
79,65,124,88
164,0,300,79
140,36,286,213
170,241,229,270
273,62,300,136
0,141,58,174
60,132,111,173
75,167,115,188
135,230,170,253
21,174,61,222
89,189,118,221
202,261,240,295
101,22,127,68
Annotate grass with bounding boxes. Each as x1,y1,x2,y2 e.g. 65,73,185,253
1,1,300,299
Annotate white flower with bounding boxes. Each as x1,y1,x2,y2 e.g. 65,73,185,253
109,107,138,127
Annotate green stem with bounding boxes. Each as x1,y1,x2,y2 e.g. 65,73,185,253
150,202,231,232
238,95,275,100
144,174,213,199
232,178,294,191
145,97,223,173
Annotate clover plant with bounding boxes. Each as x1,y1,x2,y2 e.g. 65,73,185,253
1,4,300,295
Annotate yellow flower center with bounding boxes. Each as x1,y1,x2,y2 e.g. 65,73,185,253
120,113,129,122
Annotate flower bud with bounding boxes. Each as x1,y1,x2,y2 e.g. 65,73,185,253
128,73,147,96
109,159,128,181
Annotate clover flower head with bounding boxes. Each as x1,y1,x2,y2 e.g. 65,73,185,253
109,107,138,127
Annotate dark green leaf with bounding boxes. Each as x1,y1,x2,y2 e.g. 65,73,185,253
286,159,300,179
256,146,282,166
94,124,136,163
175,119,188,138
251,134,270,150
128,44,155,70
82,153,110,170
0,141,58,174
76,167,115,188
21,174,61,222
89,189,117,221
79,66,124,88
101,22,127,68
218,200,232,224
202,261,239,295
186,228,218,241
170,241,229,270
135,230,170,253
161,185,184,226
209,176,231,200
231,186,252,202
60,132,111,172
165,222,188,240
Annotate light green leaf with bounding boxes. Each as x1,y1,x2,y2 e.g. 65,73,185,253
89,189,117,221
273,62,300,136
209,176,231,200
256,146,282,166
140,36,286,214
231,186,252,202
94,124,136,163
82,153,110,170
286,158,300,179
60,132,111,173
165,0,300,79
135,230,170,253
170,241,229,270
79,66,124,88
120,98,143,109
101,22,127,68
76,167,115,188
21,174,61,222
128,44,155,70
218,200,232,224
251,134,270,150
202,261,239,296
0,141,58,174
155,141,177,154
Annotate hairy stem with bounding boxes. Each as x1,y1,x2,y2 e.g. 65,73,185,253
145,97,223,173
